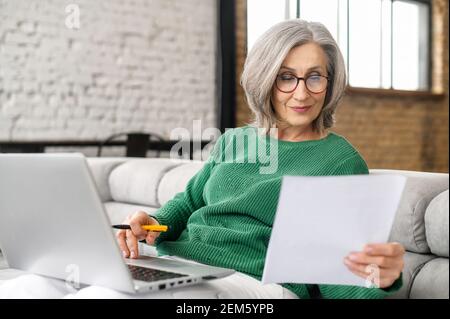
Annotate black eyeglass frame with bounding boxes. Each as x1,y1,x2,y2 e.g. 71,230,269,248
275,74,330,94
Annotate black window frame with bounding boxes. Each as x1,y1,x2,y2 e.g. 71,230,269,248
218,0,236,131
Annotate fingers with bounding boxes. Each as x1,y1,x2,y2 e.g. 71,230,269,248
344,257,400,278
344,257,402,288
116,230,129,258
343,242,405,289
116,211,161,258
345,265,398,289
130,211,160,246
346,266,380,287
129,218,148,241
145,231,160,245
346,252,401,269
126,229,139,259
345,266,386,288
364,242,405,257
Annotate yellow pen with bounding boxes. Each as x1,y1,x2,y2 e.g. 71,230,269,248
112,224,169,232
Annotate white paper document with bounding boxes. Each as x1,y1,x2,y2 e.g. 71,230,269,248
262,174,407,287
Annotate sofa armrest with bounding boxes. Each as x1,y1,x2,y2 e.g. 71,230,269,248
370,169,448,254
425,190,449,257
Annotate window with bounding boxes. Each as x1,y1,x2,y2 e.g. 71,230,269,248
247,0,431,91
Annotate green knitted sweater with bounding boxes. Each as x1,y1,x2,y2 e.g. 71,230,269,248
153,126,402,299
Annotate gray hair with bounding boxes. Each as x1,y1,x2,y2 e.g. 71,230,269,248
240,19,347,133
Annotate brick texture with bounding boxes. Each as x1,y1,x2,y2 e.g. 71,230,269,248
0,0,217,142
235,0,249,128
235,0,448,173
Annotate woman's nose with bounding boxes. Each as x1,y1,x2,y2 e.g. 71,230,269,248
292,80,310,101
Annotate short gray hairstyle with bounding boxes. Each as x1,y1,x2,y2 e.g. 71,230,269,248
241,19,347,133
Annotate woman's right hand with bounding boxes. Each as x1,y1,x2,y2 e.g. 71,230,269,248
115,211,161,259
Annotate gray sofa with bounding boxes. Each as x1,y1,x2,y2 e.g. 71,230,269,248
87,157,448,298
1,157,448,298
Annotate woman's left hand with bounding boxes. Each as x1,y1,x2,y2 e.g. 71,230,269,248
344,242,405,289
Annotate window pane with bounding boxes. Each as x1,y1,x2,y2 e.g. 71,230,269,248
246,0,430,92
247,0,286,51
348,0,382,88
299,0,339,41
337,0,349,80
287,0,298,19
381,0,392,89
392,1,429,90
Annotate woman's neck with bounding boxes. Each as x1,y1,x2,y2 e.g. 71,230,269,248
276,125,327,142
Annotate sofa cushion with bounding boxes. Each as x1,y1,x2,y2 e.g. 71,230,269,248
409,257,449,299
86,158,128,202
425,190,449,257
103,201,158,225
157,161,205,206
387,251,435,299
108,158,184,207
371,170,449,254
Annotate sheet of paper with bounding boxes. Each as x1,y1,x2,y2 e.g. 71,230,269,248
262,174,406,287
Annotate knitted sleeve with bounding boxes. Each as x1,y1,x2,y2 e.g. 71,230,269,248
152,130,230,243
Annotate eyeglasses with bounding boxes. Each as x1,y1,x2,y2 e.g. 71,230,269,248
275,73,329,94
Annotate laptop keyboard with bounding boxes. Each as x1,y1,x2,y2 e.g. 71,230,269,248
128,264,188,282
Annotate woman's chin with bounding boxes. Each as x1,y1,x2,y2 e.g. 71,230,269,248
284,119,314,129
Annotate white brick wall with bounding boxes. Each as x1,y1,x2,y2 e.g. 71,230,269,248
0,0,218,143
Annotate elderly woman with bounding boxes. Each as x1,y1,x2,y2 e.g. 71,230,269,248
117,19,405,299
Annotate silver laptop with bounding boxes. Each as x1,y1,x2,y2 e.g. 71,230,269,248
0,153,234,293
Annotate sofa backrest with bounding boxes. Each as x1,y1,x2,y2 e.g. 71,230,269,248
87,157,202,206
87,158,449,258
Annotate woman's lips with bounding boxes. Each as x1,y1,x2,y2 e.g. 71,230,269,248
290,106,312,113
